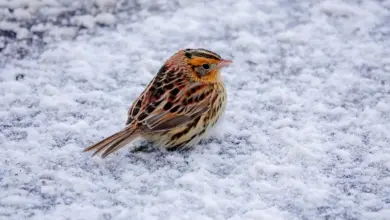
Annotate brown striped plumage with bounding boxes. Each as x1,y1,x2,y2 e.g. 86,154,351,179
83,48,231,158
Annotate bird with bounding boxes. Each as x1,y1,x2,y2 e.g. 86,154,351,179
83,48,232,158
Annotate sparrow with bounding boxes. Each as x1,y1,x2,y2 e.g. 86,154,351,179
83,48,232,158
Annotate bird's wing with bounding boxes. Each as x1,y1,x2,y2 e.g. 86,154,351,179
143,103,210,132
126,64,182,125
126,64,215,133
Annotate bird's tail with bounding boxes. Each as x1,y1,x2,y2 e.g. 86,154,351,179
83,126,139,158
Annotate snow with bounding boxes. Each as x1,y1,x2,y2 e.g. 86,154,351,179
1,0,390,219
95,13,116,26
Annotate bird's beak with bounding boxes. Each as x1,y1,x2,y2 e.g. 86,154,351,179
218,59,232,68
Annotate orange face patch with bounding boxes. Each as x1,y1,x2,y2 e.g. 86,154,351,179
184,54,224,83
198,69,221,83
187,67,222,83
187,57,220,67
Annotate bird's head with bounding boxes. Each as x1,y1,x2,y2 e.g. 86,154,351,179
167,48,232,83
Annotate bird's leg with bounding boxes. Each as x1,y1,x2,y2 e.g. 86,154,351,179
131,141,156,153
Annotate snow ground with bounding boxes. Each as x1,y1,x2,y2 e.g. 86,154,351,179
1,0,390,219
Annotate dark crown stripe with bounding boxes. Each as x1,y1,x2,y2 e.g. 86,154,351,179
197,49,221,58
190,49,221,60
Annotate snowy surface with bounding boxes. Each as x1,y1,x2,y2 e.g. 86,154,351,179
1,0,390,219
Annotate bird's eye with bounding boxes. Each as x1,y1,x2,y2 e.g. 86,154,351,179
196,63,213,77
